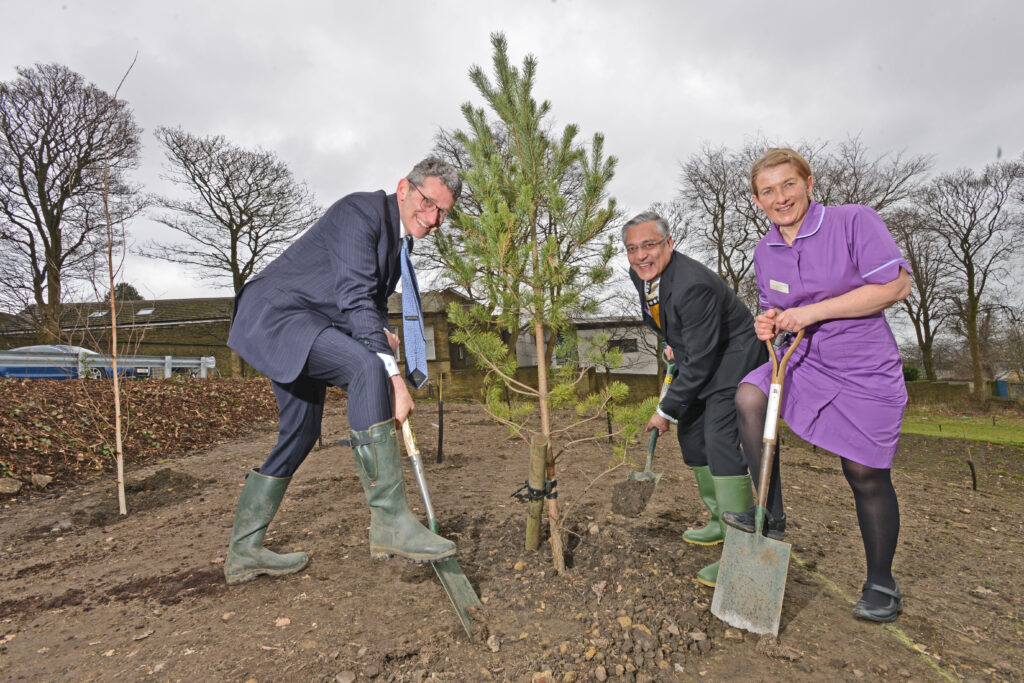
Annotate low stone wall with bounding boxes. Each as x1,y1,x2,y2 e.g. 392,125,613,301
906,380,1024,412
906,380,974,407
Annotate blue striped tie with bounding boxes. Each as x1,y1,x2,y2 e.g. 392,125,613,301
401,237,428,389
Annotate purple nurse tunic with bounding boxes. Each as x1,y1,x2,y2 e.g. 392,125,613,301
741,201,909,468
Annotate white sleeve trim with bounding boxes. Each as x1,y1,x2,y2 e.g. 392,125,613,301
656,405,678,424
861,257,904,279
377,353,400,377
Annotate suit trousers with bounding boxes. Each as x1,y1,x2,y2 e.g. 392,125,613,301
676,386,748,477
258,326,392,477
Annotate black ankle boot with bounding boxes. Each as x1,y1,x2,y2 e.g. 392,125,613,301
720,506,786,540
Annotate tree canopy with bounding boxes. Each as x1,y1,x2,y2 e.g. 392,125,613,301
144,126,321,294
0,63,143,342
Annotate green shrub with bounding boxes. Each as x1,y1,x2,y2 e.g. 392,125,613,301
903,364,921,382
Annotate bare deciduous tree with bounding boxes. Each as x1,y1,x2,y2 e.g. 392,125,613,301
644,199,689,247
993,305,1024,381
143,127,321,294
886,207,953,380
678,144,762,297
917,161,1024,399
813,135,932,212
0,63,143,342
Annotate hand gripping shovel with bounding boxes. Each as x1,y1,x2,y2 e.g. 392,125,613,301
612,360,674,516
401,420,482,638
711,329,804,635
630,359,675,486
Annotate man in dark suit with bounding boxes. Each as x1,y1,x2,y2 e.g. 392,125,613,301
625,211,766,587
223,157,461,585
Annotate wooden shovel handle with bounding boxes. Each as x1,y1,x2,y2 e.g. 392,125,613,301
401,420,439,532
755,329,805,510
768,329,805,384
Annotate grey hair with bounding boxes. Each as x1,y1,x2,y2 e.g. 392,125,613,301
407,157,463,201
621,211,670,242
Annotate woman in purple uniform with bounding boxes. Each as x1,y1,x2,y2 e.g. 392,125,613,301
721,148,912,623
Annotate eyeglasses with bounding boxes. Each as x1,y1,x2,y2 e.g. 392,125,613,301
408,179,449,222
624,236,668,255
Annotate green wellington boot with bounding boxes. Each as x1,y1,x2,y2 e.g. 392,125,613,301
696,474,755,587
351,419,456,562
682,466,724,546
224,469,309,585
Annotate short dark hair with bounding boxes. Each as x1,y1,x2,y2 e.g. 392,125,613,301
621,211,670,243
408,157,462,201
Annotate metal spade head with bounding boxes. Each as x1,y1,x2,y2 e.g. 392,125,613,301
711,513,791,635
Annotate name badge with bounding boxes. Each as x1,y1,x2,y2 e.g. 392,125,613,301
769,279,789,294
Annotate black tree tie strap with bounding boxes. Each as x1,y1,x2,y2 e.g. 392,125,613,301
510,479,557,501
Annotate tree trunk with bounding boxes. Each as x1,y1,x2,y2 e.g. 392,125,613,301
38,301,61,344
525,434,546,551
530,319,565,573
604,368,613,442
230,349,243,378
545,437,566,575
922,344,937,381
967,301,986,402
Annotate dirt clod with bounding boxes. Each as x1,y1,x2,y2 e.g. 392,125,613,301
610,479,656,516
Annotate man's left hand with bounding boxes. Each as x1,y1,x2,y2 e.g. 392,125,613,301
646,413,670,435
385,328,400,356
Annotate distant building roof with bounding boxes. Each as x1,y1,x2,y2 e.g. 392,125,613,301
388,288,473,315
571,314,644,328
1,297,235,334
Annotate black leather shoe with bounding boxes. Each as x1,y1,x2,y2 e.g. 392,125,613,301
720,506,786,540
853,581,903,623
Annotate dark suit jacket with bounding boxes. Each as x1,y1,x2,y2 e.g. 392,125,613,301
631,251,765,419
228,190,402,384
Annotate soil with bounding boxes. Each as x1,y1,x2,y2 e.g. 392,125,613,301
2,395,1023,682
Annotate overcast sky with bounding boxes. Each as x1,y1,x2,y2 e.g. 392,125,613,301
3,0,1022,302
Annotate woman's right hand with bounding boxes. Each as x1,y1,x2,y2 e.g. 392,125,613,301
754,308,779,341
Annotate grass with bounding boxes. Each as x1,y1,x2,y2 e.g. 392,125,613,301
902,409,1024,447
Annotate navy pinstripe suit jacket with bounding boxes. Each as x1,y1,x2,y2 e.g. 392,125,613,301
227,190,402,384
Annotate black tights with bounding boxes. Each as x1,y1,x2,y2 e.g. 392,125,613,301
735,383,783,517
735,382,900,606
843,458,900,605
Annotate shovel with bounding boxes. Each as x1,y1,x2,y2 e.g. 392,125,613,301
401,420,483,638
711,329,804,636
612,359,674,516
630,360,675,486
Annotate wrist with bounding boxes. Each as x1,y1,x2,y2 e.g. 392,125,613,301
806,301,826,325
656,406,678,424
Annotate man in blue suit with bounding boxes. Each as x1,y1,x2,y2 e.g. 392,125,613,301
223,157,462,585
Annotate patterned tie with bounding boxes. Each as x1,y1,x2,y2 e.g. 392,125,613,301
645,279,662,330
401,237,428,389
